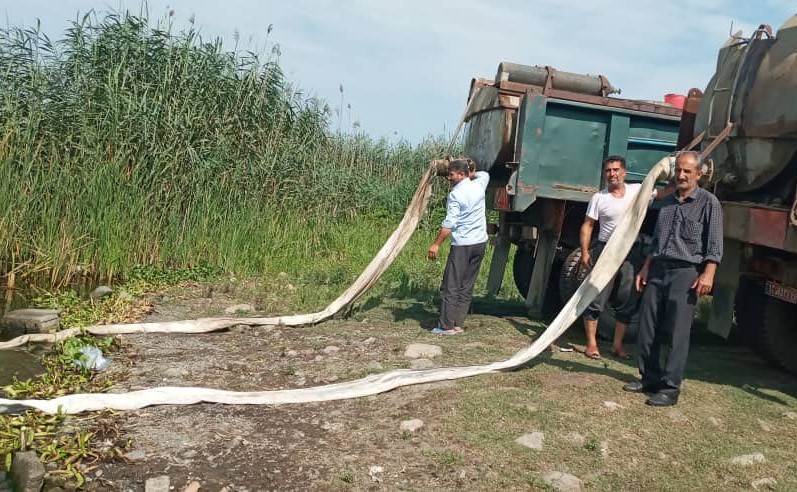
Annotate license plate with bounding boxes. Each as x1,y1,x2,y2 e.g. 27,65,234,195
764,280,797,304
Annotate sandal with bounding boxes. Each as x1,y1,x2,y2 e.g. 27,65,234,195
431,326,459,336
612,350,632,360
584,350,602,360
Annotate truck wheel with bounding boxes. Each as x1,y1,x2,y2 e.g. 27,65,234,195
735,279,797,375
759,296,797,374
512,246,562,319
558,248,638,342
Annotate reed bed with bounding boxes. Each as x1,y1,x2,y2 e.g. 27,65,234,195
0,10,451,288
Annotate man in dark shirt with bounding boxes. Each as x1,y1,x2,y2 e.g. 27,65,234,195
623,151,723,406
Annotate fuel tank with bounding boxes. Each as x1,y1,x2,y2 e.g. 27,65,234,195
695,16,797,195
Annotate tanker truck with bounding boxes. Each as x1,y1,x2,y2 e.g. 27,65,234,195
684,17,797,374
461,16,797,374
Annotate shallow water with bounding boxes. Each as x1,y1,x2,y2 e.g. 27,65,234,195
0,350,44,389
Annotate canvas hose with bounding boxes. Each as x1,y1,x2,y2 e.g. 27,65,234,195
0,156,672,415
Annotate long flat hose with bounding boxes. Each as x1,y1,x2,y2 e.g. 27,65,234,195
0,158,671,414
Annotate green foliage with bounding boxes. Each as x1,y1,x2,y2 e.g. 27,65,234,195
0,8,452,285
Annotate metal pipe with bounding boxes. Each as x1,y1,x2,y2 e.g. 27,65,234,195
496,62,620,96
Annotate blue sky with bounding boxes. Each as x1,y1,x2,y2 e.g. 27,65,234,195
3,1,796,142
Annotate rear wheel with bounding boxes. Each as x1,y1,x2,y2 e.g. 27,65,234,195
736,278,797,374
558,248,639,342
512,246,562,319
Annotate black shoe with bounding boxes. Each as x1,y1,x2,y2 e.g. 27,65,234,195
622,381,657,393
645,392,679,407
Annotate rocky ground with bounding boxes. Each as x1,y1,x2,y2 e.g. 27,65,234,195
57,282,797,491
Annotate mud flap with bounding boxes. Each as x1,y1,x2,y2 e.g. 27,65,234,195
707,238,742,338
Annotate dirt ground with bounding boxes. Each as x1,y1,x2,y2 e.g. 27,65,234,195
77,282,797,491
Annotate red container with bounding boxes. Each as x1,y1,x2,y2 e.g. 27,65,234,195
664,93,686,109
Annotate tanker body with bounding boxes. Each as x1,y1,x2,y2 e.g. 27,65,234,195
686,16,797,374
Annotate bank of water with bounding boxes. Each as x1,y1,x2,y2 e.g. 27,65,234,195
0,350,44,391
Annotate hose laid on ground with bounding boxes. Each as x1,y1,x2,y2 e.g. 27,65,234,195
0,157,671,414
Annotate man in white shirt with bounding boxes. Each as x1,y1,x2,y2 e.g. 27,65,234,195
580,156,645,359
427,158,490,335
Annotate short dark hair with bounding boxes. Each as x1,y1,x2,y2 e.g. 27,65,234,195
448,158,472,174
603,155,626,169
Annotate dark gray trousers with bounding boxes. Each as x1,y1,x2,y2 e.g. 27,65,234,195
637,259,700,394
439,242,487,329
583,241,638,325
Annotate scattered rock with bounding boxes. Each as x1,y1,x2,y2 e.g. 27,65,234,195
600,441,610,459
400,419,424,433
757,419,772,432
224,304,254,315
404,343,442,359
321,422,344,432
285,350,299,357
540,471,583,492
125,450,146,461
366,361,383,371
89,285,113,300
783,411,797,420
323,345,340,354
410,358,436,370
145,475,170,492
752,477,778,490
730,452,766,466
163,367,188,379
1,309,60,335
708,417,721,427
516,432,544,450
10,451,45,492
368,465,384,483
562,432,585,447
183,481,201,492
602,401,623,411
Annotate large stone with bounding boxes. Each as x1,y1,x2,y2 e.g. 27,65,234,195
752,477,778,490
400,419,424,433
404,343,442,359
562,432,586,448
1,309,59,335
516,432,544,450
540,471,583,492
10,451,45,492
730,452,766,466
144,475,170,492
89,285,113,300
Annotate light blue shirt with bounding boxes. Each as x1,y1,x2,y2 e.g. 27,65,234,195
441,171,490,246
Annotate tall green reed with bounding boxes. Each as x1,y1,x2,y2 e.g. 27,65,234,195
0,9,452,286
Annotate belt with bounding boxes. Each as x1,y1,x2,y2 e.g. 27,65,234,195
653,258,697,269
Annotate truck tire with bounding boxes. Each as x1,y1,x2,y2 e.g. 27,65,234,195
512,247,562,319
736,279,797,374
558,248,639,342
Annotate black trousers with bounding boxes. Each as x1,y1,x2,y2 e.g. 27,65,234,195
439,242,487,329
637,259,700,394
583,241,638,325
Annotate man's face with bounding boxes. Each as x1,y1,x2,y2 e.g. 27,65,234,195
448,170,468,186
603,160,627,189
674,154,702,193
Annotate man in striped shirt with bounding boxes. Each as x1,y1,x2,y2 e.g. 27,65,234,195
624,151,723,406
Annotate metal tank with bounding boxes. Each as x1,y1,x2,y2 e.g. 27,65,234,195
694,16,797,199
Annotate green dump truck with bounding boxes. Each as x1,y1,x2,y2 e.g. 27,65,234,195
462,62,681,338
463,14,797,374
